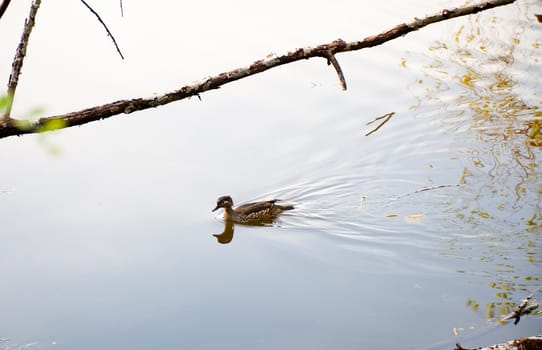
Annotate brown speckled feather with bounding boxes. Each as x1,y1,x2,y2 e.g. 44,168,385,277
235,200,279,213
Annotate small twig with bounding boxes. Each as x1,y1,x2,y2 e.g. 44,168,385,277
365,112,395,136
366,112,393,125
325,51,347,91
119,0,124,17
80,0,124,59
394,184,461,200
413,184,461,194
1,0,41,125
0,0,11,21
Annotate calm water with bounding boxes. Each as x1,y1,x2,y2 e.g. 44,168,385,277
1,1,541,349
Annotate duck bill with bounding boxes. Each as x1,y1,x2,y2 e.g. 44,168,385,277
212,205,220,212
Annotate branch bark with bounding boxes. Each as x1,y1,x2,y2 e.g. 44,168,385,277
0,0,516,139
1,0,41,127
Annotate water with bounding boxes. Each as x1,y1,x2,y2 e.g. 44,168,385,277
1,1,541,349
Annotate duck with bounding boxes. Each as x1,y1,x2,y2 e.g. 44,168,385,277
212,195,294,225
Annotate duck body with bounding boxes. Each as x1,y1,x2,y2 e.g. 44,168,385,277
213,195,294,225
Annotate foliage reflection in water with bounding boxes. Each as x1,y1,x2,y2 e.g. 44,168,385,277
401,0,542,332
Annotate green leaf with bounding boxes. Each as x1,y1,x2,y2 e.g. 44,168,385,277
38,118,67,132
0,94,13,111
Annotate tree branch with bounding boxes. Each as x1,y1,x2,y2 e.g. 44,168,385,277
0,0,516,139
80,0,124,59
0,0,11,21
1,0,41,126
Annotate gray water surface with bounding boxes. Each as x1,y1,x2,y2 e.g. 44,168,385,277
1,1,541,349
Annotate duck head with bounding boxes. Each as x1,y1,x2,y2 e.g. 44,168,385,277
212,195,234,212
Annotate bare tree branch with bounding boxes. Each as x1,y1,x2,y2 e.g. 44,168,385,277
1,0,41,126
0,0,516,139
0,0,11,21
80,0,124,59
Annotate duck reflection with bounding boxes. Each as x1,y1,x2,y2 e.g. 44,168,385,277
213,220,235,244
211,195,294,244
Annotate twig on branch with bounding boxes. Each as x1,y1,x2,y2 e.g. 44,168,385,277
365,112,395,136
80,0,124,59
1,0,41,126
325,52,347,90
0,0,11,21
0,0,516,139
119,0,124,17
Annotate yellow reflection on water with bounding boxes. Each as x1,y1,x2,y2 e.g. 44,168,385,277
406,2,542,320
418,4,542,229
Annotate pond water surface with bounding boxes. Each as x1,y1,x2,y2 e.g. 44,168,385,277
1,1,541,349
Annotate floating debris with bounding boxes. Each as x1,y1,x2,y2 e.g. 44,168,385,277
500,293,540,325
